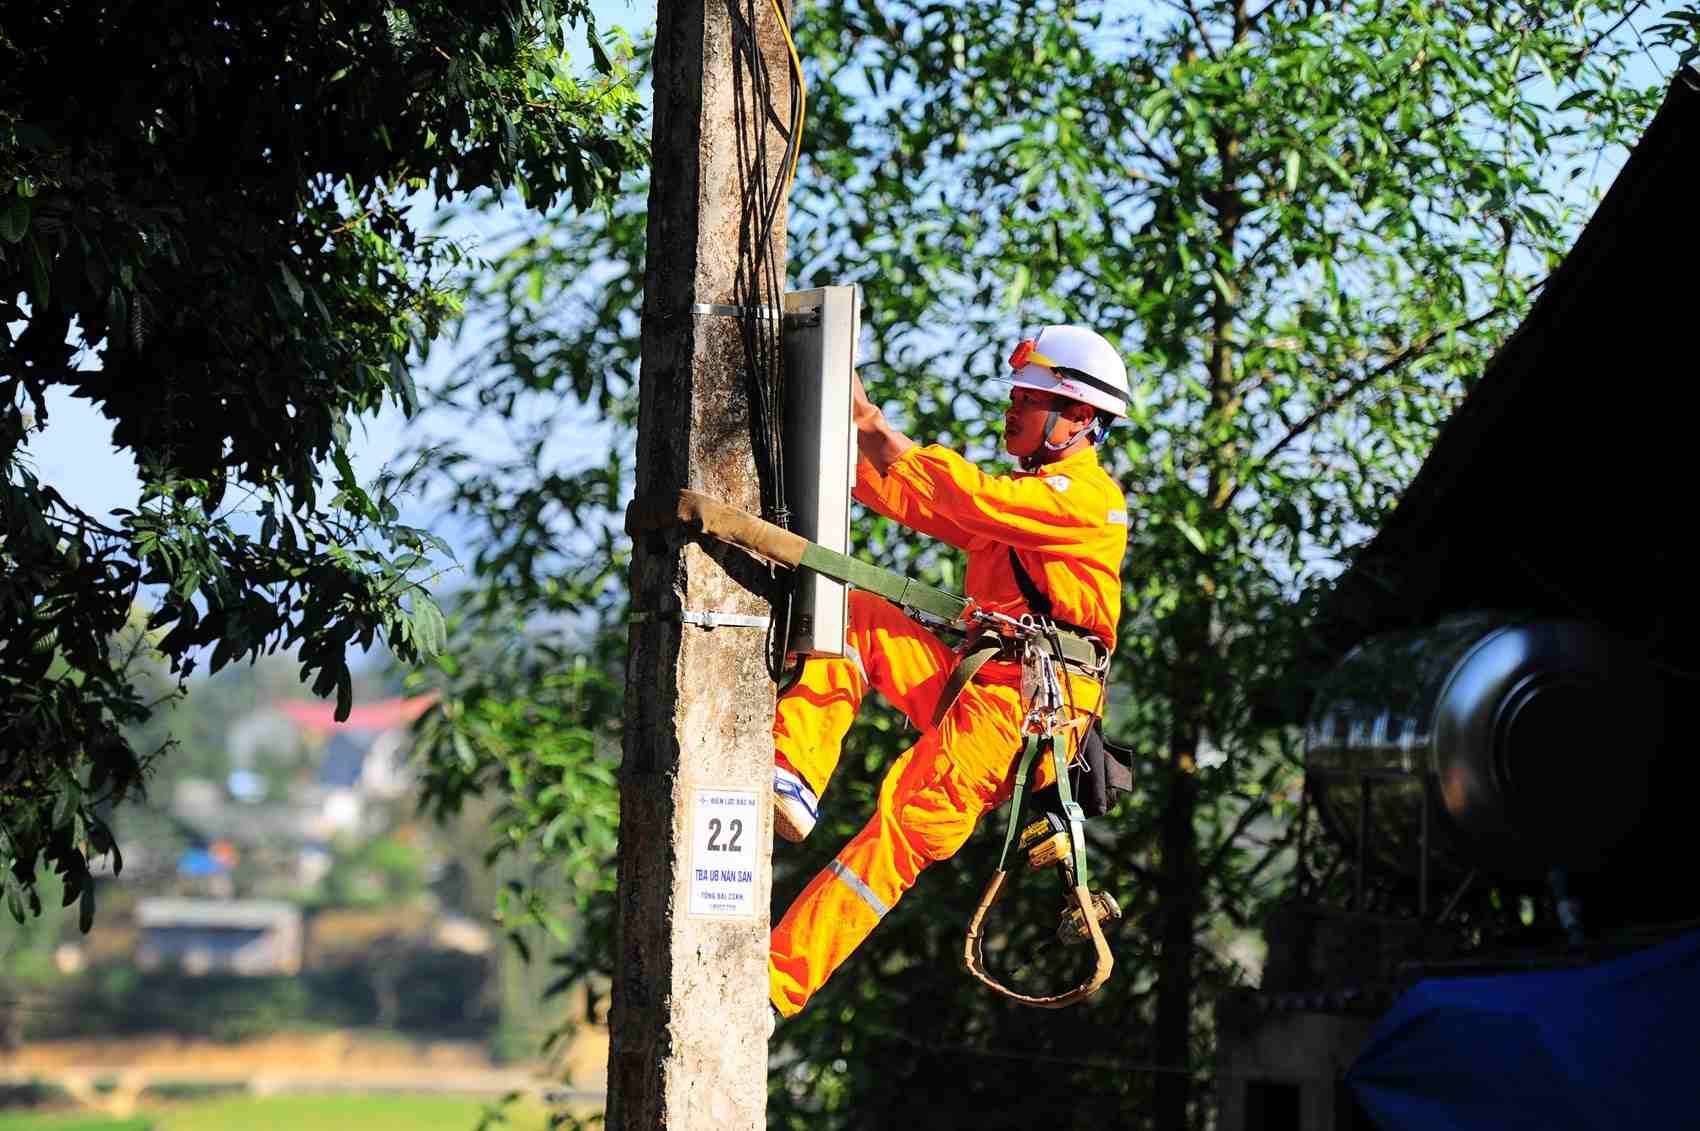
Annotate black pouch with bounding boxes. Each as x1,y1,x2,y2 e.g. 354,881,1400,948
1032,719,1135,821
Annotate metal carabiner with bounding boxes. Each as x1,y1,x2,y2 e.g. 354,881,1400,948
1020,641,1067,736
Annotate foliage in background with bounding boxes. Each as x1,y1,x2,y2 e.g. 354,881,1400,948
20,957,495,1044
1,1,644,928
409,1,1686,1128
774,7,1670,1123
1654,3,1700,66
403,597,625,1074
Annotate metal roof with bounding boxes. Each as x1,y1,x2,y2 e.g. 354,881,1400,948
136,897,301,930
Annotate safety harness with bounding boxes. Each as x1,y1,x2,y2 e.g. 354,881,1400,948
624,489,1131,1007
957,549,1132,1007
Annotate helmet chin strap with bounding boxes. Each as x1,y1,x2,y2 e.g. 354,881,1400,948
1022,408,1074,471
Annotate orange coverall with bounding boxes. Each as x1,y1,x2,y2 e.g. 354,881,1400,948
768,441,1129,1016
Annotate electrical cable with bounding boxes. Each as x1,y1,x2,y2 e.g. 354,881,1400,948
726,0,805,679
766,0,806,201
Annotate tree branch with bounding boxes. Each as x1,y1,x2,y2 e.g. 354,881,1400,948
1227,298,1521,507
1243,0,1284,35
1169,0,1223,60
1202,789,1273,880
1568,0,1655,80
1215,823,1300,927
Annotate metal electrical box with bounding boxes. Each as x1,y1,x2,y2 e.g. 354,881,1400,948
781,285,860,658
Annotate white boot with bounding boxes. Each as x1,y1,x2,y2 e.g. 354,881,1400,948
773,764,819,843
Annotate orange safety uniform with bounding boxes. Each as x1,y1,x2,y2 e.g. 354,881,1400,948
768,441,1129,1017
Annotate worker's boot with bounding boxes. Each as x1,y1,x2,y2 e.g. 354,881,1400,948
773,764,819,843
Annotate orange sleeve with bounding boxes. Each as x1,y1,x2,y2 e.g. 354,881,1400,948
873,444,1114,553
853,453,984,549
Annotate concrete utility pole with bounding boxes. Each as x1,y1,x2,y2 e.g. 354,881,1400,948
608,0,793,1125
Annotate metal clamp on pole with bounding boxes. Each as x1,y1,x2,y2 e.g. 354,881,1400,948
630,609,773,630
689,302,820,328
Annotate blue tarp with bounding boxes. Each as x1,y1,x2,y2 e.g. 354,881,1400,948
1347,929,1700,1130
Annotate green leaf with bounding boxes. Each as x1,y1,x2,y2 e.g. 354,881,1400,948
332,445,358,488
52,776,79,828
388,351,420,417
411,596,448,658
279,262,304,307
4,871,24,923
1284,150,1302,194
332,663,353,721
1171,517,1209,554
0,198,30,243
453,730,478,771
79,878,95,934
1004,264,1029,312
25,233,50,307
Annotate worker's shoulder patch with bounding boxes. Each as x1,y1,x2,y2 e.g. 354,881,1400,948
1043,475,1071,492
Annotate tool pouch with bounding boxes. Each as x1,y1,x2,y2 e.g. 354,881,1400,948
1032,718,1135,821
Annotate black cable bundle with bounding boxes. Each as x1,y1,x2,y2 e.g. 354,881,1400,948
727,0,803,678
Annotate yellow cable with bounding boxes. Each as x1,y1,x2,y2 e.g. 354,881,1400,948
769,0,806,200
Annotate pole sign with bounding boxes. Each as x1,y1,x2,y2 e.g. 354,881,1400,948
688,787,761,919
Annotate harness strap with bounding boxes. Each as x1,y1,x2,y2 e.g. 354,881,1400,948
1007,547,1098,641
927,626,1104,729
624,488,1105,726
994,733,1089,888
924,549,1105,730
930,635,1005,729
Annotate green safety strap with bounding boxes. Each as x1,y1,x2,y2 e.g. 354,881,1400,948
797,542,969,625
994,736,1046,873
930,635,1004,729
992,729,1092,890
1054,734,1090,890
799,542,1103,666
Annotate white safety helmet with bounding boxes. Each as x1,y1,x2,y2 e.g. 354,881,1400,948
1005,325,1130,419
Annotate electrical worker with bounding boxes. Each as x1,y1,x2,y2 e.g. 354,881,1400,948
768,324,1131,1021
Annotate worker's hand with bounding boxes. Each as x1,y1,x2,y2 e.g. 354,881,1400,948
850,367,881,428
848,368,915,473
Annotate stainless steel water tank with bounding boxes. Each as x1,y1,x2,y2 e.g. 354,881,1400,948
1304,613,1661,879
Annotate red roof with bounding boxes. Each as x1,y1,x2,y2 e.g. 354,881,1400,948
273,691,441,735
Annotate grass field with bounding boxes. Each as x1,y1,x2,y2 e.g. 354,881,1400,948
0,1118,150,1131
0,1093,562,1131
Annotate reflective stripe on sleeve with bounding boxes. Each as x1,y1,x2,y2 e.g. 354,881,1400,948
827,859,889,919
845,644,868,683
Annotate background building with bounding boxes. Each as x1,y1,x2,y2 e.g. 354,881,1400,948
1219,68,1700,1131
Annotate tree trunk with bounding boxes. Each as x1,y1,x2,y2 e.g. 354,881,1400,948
1154,6,1245,1118
1154,691,1203,1128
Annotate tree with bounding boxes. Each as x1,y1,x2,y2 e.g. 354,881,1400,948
409,1,1681,1126
1655,4,1700,65
0,1,645,928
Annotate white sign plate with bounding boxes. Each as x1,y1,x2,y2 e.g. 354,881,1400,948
688,787,761,919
